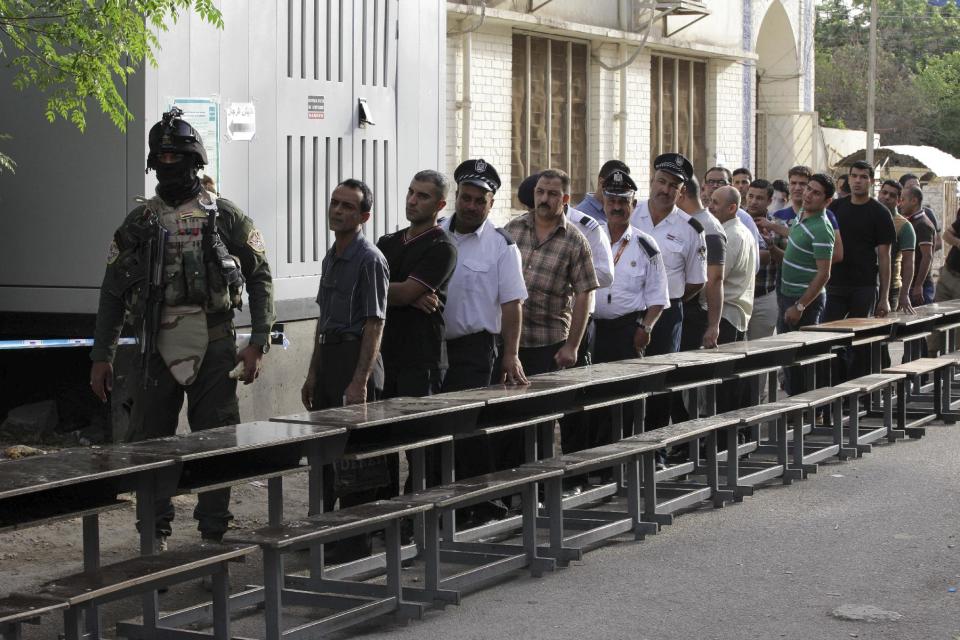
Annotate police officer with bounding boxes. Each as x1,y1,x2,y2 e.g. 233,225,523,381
630,153,706,457
593,170,668,363
90,108,275,547
441,159,528,392
518,172,614,366
630,153,706,356
575,159,631,224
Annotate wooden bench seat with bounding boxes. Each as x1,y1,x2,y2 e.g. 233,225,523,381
0,594,66,640
885,357,959,424
401,466,561,596
226,500,432,640
521,440,664,563
37,544,253,640
780,386,860,469
836,373,913,446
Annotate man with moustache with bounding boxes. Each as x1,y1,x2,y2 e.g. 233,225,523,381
745,179,780,341
505,168,598,375
593,169,668,363
441,159,528,392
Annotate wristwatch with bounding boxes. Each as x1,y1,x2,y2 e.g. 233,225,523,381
637,322,653,333
794,301,806,313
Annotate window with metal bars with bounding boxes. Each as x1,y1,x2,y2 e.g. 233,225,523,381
651,55,708,179
511,33,589,210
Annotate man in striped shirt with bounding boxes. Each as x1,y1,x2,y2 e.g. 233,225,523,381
777,173,836,334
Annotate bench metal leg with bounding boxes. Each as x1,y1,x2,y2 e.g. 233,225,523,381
542,476,565,562
409,448,426,550
211,563,230,640
263,547,284,640
81,514,101,639
136,474,160,634
0,622,22,640
706,431,730,507
307,454,325,579
267,476,284,526
631,397,645,436
62,607,84,640
522,483,553,577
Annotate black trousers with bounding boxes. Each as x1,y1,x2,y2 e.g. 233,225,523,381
679,299,707,352
576,317,595,366
588,313,642,449
442,332,496,392
646,300,684,432
824,284,878,382
487,342,564,470
310,340,385,512
383,365,443,493
442,332,500,483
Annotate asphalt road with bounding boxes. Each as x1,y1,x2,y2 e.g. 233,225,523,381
348,421,960,640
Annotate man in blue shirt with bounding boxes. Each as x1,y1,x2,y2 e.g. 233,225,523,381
575,159,630,224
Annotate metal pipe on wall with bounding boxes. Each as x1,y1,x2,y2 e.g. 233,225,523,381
619,43,628,161
462,31,473,161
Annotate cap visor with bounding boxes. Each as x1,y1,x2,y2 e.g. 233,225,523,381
604,189,635,198
459,177,495,192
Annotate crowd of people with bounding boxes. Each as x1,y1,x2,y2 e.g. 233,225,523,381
90,109,960,559
298,151,960,557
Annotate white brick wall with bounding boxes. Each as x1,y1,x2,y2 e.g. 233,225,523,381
708,60,745,172
445,26,514,226
444,1,810,216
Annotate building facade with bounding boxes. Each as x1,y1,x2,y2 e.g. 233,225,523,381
444,0,815,223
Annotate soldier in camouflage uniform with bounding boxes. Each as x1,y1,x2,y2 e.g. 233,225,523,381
90,108,275,546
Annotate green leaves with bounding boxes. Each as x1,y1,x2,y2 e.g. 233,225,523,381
815,0,960,158
0,0,223,134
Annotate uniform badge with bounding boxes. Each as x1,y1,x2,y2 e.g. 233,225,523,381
106,240,119,265
697,245,706,261
630,260,636,267
475,159,487,173
247,228,266,253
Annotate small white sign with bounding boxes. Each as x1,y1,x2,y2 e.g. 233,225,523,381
169,96,220,187
227,102,256,141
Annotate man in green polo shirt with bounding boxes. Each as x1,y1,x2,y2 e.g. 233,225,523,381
778,173,836,333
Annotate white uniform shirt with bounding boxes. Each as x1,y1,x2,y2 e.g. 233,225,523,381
441,216,528,339
594,225,670,320
567,206,615,289
631,200,707,299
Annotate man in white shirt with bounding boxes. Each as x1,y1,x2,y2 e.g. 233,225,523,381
442,159,528,392
593,170,669,363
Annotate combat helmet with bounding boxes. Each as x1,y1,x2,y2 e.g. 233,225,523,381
146,107,208,170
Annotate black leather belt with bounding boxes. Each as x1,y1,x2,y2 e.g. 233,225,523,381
318,331,360,345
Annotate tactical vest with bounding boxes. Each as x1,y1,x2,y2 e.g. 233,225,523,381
153,195,234,314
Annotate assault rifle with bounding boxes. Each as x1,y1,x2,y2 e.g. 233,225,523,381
139,215,166,388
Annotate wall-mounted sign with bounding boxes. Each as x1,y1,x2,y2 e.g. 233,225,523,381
226,102,256,141
169,96,220,187
308,95,325,120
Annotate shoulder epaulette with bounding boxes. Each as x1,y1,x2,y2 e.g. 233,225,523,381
636,236,659,258
579,215,600,231
495,227,516,245
687,217,704,234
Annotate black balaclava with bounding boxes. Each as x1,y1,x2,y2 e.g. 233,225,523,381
155,155,202,205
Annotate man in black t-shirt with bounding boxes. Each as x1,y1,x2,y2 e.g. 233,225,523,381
377,170,457,501
824,161,896,321
377,170,458,397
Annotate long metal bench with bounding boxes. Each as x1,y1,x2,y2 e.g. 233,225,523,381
884,357,959,427
399,466,561,596
0,594,67,640
623,413,742,527
521,440,664,565
31,543,255,640
834,373,913,445
225,500,431,640
781,386,861,472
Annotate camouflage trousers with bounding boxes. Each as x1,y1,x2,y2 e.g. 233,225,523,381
128,331,239,540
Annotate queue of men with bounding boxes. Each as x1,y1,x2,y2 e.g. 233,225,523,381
297,153,957,553
91,109,958,569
